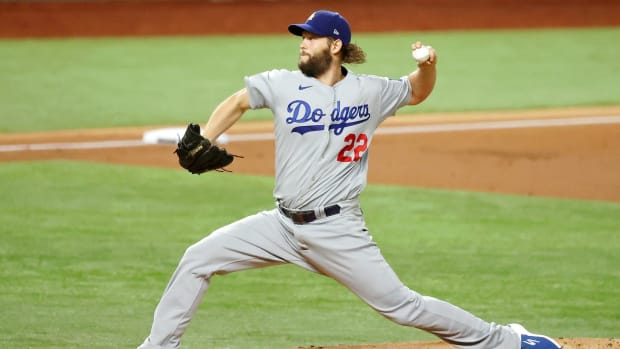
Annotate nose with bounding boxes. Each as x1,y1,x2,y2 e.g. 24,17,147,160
299,41,309,55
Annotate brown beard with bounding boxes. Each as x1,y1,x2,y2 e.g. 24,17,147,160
298,46,332,78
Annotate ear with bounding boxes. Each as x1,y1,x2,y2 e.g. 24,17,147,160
330,39,343,55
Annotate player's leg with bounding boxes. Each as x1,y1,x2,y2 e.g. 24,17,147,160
294,206,520,349
138,209,313,349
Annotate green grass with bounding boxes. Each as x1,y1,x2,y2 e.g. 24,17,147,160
1,27,619,132
1,161,618,348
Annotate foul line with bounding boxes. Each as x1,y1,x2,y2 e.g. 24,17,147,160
377,115,620,135
1,115,619,152
0,139,146,152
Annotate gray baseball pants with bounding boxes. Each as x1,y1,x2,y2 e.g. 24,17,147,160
137,200,519,349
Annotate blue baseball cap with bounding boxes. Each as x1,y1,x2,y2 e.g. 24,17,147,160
288,10,351,45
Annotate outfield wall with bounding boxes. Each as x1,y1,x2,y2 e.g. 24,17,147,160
1,0,619,38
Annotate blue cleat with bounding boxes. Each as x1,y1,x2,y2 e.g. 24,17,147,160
509,323,562,349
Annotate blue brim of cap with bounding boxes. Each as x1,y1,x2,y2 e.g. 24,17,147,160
288,23,317,37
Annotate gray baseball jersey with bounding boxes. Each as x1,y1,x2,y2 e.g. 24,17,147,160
245,68,410,209
137,68,521,349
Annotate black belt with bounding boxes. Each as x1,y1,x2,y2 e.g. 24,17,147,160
278,204,341,225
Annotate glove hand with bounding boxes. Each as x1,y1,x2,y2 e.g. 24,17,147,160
174,123,235,174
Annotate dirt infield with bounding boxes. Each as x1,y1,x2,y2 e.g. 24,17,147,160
2,106,620,203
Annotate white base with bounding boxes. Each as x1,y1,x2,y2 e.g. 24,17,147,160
142,127,229,145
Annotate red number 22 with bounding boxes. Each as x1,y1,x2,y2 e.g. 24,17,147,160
337,133,368,162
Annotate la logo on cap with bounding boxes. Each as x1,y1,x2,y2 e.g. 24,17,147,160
288,10,352,45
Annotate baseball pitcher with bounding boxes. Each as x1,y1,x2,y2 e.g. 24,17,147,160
137,10,562,349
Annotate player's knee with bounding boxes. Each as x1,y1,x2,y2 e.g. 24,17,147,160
177,235,223,277
181,242,205,264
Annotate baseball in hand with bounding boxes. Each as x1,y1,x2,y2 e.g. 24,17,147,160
412,46,431,63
